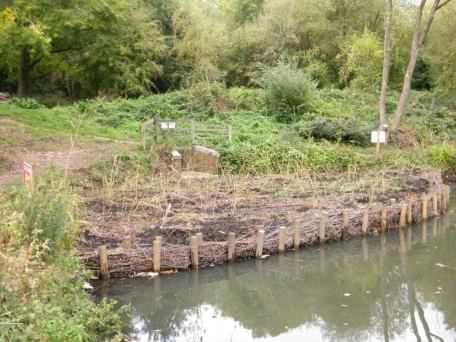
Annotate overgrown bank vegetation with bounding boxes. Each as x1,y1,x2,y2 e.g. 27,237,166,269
0,173,126,341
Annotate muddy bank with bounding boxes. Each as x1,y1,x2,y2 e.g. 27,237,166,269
77,169,449,278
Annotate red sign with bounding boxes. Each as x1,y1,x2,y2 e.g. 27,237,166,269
23,162,34,191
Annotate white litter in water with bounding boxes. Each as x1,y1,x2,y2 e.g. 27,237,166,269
344,293,352,297
83,282,94,291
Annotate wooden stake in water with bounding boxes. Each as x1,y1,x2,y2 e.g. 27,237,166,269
294,226,301,249
422,196,428,220
320,213,327,244
399,203,407,227
278,227,286,253
362,208,369,235
191,236,199,269
342,209,349,238
98,245,110,280
153,237,161,273
381,207,388,232
256,230,265,258
407,201,413,224
227,232,236,262
433,193,439,216
196,232,203,245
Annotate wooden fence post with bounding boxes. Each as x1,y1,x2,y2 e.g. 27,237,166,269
407,201,413,224
278,227,286,253
98,245,109,280
399,203,407,227
256,230,265,258
227,232,236,262
432,193,439,216
153,237,161,273
422,196,428,221
191,236,199,269
320,213,327,244
293,226,300,249
362,208,369,235
342,209,349,238
381,207,388,232
196,232,203,245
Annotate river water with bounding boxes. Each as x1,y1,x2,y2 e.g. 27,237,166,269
99,204,456,342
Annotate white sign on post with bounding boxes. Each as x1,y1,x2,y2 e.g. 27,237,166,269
371,130,387,144
159,121,176,130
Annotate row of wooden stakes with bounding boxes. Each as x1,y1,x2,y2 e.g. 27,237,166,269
97,186,451,280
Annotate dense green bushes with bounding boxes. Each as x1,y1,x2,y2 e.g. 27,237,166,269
258,63,318,122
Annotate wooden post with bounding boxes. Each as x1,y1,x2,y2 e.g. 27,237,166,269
256,230,265,258
191,236,199,269
98,245,109,280
441,190,446,213
278,227,286,253
196,232,203,246
319,213,327,244
422,196,428,221
342,209,349,238
227,232,235,262
381,207,388,232
407,201,413,224
399,203,407,227
293,226,300,249
432,193,439,216
362,208,369,235
153,237,161,273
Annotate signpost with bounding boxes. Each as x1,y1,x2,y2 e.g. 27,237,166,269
371,126,388,158
23,162,34,192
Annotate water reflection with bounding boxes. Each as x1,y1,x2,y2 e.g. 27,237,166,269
100,210,456,342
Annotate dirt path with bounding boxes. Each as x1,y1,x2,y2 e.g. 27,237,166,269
0,118,136,187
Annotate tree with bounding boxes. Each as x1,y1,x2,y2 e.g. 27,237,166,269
379,0,393,126
391,0,454,131
0,0,164,97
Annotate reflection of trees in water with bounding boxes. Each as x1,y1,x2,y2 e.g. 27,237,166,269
107,217,456,341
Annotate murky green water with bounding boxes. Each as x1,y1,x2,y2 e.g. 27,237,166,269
99,205,456,342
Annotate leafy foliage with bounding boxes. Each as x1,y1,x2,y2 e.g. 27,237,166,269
258,62,318,122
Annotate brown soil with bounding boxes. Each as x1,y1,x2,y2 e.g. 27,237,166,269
0,119,135,187
77,169,446,278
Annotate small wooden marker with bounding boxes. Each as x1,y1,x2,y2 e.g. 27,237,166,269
319,213,327,243
422,196,428,220
256,230,265,258
196,232,203,245
153,237,161,273
342,209,349,238
362,208,369,235
278,227,286,253
381,207,388,232
293,226,300,249
407,201,413,224
23,161,34,192
191,236,199,269
98,245,110,280
227,232,236,262
399,203,407,227
432,193,439,216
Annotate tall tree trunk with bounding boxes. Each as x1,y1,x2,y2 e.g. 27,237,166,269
379,0,393,126
392,0,453,131
17,47,31,98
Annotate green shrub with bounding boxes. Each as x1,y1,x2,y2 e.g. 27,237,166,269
11,171,79,257
427,143,456,171
258,62,318,122
294,117,371,146
10,97,45,109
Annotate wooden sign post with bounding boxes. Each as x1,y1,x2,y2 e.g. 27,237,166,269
23,162,34,192
371,127,388,158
